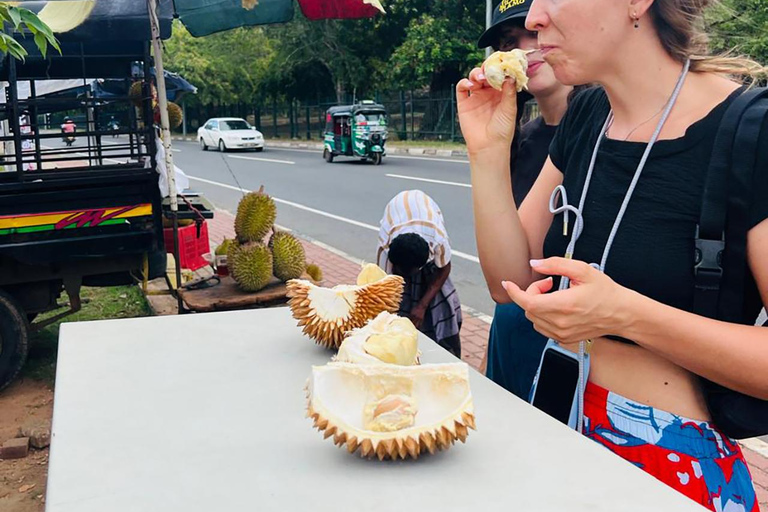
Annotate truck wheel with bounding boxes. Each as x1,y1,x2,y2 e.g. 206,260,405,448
0,290,29,392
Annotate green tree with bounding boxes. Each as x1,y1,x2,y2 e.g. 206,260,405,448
0,2,59,59
163,21,276,106
707,0,768,65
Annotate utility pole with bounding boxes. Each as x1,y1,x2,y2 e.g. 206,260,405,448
486,0,492,58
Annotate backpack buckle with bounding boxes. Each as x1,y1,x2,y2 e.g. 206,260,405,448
694,226,724,289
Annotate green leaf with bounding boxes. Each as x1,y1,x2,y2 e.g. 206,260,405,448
7,6,22,30
33,31,46,58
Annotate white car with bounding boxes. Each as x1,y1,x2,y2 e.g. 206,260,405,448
198,117,264,152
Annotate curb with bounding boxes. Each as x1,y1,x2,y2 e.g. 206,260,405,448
171,136,468,159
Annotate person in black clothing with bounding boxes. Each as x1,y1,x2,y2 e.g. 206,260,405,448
458,0,767,508
476,0,573,400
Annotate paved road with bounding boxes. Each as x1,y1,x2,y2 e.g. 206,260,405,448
168,139,497,316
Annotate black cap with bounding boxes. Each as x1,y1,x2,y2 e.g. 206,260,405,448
477,0,533,49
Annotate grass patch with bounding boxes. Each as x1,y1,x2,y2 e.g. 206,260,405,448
24,285,152,386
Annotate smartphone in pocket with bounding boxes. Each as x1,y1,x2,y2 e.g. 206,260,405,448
530,341,586,428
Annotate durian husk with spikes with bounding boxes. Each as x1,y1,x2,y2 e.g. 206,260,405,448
306,362,475,460
235,186,276,244
286,274,404,349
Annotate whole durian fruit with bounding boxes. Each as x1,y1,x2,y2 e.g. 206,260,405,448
305,263,323,283
228,242,273,292
215,238,237,256
270,231,306,282
167,102,183,129
235,187,276,244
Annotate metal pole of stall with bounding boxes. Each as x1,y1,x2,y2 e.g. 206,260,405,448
148,0,184,314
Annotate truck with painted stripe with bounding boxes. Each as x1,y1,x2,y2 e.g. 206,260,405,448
0,9,177,390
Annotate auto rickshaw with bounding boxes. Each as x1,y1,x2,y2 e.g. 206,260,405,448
322,101,387,165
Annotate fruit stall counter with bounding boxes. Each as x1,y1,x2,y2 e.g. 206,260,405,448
45,308,705,512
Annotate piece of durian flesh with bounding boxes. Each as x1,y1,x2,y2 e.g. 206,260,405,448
364,394,417,432
483,49,529,92
356,263,388,286
336,311,419,365
307,362,475,460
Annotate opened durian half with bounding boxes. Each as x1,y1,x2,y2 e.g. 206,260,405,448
306,362,475,460
286,266,404,349
336,312,420,366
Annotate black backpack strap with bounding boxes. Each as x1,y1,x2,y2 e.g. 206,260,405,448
720,96,768,322
695,87,768,320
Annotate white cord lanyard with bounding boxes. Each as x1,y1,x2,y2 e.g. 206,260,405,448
547,59,691,433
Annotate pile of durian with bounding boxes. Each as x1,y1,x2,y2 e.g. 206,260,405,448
215,186,322,292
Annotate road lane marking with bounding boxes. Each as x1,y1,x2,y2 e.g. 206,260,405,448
186,175,480,263
385,154,469,164
228,155,294,165
386,173,471,188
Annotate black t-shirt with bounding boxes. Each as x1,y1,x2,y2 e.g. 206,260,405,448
545,86,768,327
511,116,558,207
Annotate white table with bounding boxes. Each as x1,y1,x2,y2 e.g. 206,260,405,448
47,308,705,511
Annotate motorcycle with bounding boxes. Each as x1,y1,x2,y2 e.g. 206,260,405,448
63,134,75,146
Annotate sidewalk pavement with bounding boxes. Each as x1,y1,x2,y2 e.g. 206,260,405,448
206,209,768,509
171,135,469,158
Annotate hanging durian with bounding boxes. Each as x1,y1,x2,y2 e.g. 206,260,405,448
306,362,475,460
228,242,273,292
235,186,276,244
270,231,306,282
336,312,419,366
286,268,404,349
167,102,183,129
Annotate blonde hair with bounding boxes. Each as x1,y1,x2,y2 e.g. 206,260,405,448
650,0,766,83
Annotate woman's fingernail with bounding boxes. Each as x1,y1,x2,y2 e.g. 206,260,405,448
467,81,475,87
501,280,509,289
477,73,485,80
530,259,543,267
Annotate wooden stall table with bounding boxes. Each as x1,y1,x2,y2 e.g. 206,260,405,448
178,274,317,312
45,308,706,512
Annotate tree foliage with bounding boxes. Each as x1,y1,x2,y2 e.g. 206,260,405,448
707,0,768,66
163,0,768,106
0,2,59,60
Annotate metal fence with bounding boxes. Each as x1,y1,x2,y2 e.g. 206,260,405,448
179,89,540,142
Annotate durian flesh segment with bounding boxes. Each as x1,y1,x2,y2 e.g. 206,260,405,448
483,49,529,92
364,394,417,432
356,263,388,286
336,312,419,365
307,362,475,459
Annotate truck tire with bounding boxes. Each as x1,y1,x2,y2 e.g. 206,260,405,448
0,290,29,392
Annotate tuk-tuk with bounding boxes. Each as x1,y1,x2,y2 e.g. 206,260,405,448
323,101,387,165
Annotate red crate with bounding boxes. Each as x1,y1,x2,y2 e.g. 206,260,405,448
163,221,211,271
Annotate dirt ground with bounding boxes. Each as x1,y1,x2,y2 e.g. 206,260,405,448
0,379,53,512
0,285,149,512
